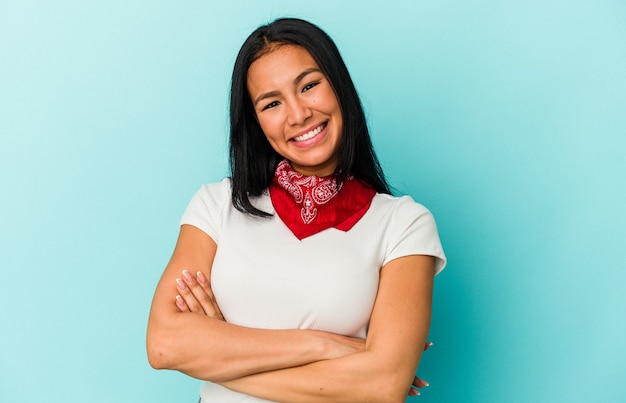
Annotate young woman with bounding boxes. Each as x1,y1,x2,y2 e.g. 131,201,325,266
147,18,446,402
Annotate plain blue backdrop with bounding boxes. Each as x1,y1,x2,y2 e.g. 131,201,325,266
1,1,625,402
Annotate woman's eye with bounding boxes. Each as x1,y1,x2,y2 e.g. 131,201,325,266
302,82,319,92
262,101,280,111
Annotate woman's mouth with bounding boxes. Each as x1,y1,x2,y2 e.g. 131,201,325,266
292,122,327,142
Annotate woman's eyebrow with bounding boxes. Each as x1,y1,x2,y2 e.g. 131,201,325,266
253,68,322,106
253,90,280,106
294,68,321,85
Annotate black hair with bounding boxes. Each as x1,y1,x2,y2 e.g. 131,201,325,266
229,17,390,216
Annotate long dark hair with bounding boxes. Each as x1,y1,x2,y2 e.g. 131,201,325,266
229,18,390,216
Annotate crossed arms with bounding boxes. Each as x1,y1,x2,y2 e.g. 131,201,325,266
147,224,435,402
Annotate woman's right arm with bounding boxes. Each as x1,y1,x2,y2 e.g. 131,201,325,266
146,224,363,382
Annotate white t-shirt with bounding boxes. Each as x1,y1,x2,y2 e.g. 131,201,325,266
181,178,446,402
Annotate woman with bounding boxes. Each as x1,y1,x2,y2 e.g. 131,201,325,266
147,18,446,402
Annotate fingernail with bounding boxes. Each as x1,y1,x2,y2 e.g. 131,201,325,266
175,295,184,306
424,381,429,387
427,342,434,347
182,270,193,281
197,271,207,284
176,278,186,289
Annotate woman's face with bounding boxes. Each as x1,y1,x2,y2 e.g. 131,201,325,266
247,45,343,177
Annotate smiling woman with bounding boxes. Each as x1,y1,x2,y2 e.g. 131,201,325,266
146,18,446,402
247,45,343,177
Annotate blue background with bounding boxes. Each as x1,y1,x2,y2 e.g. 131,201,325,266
1,1,625,402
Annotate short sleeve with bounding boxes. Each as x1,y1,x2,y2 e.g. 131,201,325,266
383,196,447,275
179,178,232,243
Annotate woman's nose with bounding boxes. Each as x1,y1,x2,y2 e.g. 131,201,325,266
286,99,312,126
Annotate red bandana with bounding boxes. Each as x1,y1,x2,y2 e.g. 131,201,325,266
269,159,376,240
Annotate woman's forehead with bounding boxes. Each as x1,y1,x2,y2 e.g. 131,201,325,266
247,45,321,89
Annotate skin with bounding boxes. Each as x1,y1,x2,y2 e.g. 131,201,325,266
146,44,436,401
248,44,343,177
175,268,433,399
147,225,366,382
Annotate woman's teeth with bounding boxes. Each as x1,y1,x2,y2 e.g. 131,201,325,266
293,123,326,142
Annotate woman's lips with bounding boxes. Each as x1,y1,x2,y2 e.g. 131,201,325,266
291,122,327,142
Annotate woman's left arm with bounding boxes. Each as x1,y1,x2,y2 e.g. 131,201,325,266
219,254,436,403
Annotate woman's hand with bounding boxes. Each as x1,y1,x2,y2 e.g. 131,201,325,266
173,269,433,397
173,269,369,361
172,270,365,356
175,270,224,321
408,375,429,397
150,226,382,382
172,266,433,398
407,341,433,397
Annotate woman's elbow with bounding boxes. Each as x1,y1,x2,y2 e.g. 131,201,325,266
364,368,415,403
146,318,182,370
146,333,173,370
146,328,229,381
370,382,410,403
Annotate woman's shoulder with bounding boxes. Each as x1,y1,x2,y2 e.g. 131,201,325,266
191,177,231,204
180,178,233,242
184,178,233,215
198,177,231,194
372,192,446,273
372,192,433,219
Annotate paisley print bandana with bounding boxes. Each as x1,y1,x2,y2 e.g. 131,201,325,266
269,159,376,240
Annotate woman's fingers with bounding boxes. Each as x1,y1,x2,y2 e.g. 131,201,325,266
407,376,429,397
176,275,205,314
412,376,429,388
175,294,189,312
196,271,225,321
407,341,432,396
175,269,225,320
178,269,218,316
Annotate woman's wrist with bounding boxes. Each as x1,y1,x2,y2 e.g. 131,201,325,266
307,330,365,361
